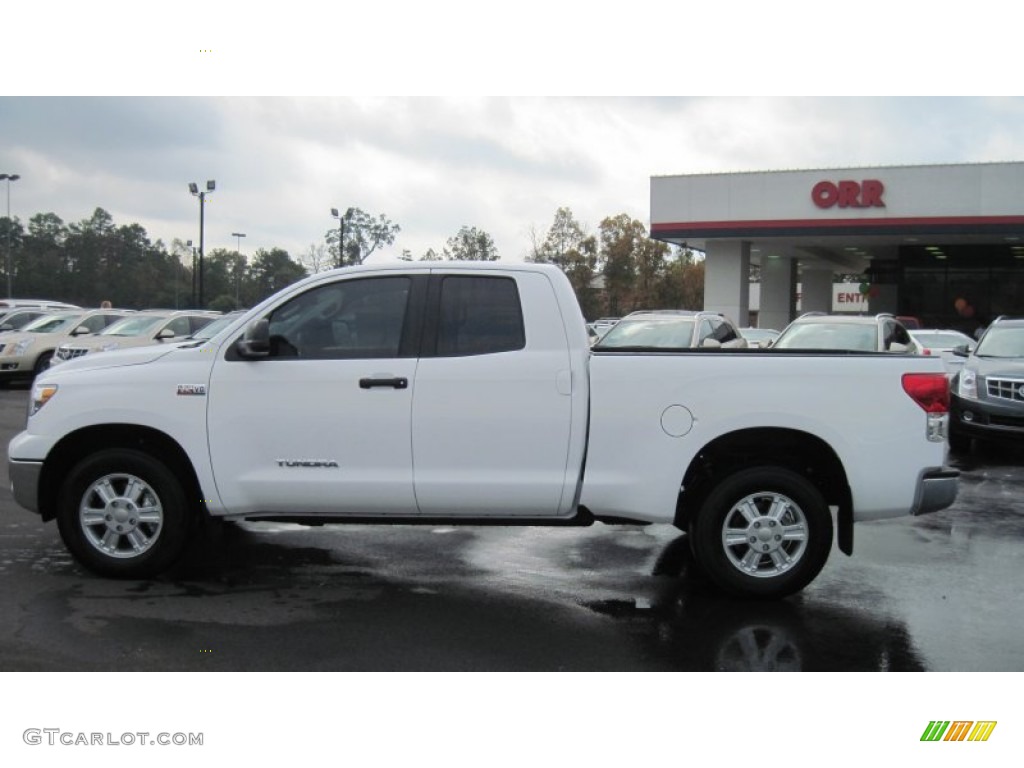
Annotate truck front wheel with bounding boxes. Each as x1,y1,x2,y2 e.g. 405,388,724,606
691,467,832,599
56,449,193,578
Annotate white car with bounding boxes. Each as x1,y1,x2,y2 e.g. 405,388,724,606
738,327,780,348
773,313,919,353
908,329,975,375
0,299,79,312
594,310,748,349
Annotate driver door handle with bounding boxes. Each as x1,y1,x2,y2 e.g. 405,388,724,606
359,376,408,390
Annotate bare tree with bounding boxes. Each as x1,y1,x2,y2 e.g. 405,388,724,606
300,242,331,274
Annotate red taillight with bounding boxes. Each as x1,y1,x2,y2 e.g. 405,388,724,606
902,373,949,413
922,348,932,355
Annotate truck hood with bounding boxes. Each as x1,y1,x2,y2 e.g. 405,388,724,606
46,344,179,375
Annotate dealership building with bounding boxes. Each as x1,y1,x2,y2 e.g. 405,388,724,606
650,162,1024,331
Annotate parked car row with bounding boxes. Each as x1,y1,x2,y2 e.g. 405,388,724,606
588,311,934,356
0,303,222,384
51,311,220,365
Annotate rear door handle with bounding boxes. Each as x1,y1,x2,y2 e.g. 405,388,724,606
359,376,408,390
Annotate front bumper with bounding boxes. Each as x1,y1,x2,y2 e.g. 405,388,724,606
8,458,43,514
911,467,959,516
950,393,1024,442
0,359,33,379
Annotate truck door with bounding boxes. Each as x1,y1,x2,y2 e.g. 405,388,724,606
411,271,575,517
207,274,424,517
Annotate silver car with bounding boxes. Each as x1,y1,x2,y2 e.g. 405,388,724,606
772,313,919,353
594,310,748,350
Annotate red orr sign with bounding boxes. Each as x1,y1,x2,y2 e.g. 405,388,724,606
812,179,885,209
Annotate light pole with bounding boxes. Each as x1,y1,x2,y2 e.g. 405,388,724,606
231,231,246,305
187,240,197,307
330,207,352,268
189,180,215,307
1,173,21,298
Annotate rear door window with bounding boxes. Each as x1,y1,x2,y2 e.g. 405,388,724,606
434,276,525,356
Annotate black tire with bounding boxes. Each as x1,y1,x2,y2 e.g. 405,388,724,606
56,449,194,578
691,466,833,599
33,351,53,377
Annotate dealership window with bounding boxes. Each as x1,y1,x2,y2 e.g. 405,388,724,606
899,245,1024,331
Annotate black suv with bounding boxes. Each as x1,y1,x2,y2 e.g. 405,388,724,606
948,316,1024,452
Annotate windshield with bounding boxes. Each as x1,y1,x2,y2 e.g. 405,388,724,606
20,312,82,334
741,329,778,342
188,312,242,341
974,326,1024,358
98,315,167,336
773,323,877,351
0,312,45,330
595,316,696,348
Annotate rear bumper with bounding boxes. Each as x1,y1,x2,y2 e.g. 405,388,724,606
911,467,959,516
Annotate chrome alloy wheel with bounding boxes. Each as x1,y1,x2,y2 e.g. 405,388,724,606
720,491,809,578
78,473,164,559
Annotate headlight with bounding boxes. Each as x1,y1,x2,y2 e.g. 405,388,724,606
4,339,31,357
30,382,58,416
958,369,978,400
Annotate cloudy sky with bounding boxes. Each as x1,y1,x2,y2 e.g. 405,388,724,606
5,97,1023,265
3,4,1021,265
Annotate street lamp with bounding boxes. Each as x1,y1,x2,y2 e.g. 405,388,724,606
231,231,246,304
330,207,353,268
1,173,21,298
189,180,215,307
187,239,197,307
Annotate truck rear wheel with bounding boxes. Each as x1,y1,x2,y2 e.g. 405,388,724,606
56,449,193,578
691,466,832,599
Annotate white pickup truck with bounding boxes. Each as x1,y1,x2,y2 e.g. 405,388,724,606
8,262,959,598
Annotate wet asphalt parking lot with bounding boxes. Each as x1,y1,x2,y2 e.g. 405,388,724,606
0,386,1021,672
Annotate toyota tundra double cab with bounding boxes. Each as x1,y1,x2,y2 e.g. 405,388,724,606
8,262,959,598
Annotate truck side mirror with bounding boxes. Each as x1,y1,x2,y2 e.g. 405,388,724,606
952,345,970,357
236,319,270,359
156,328,177,341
